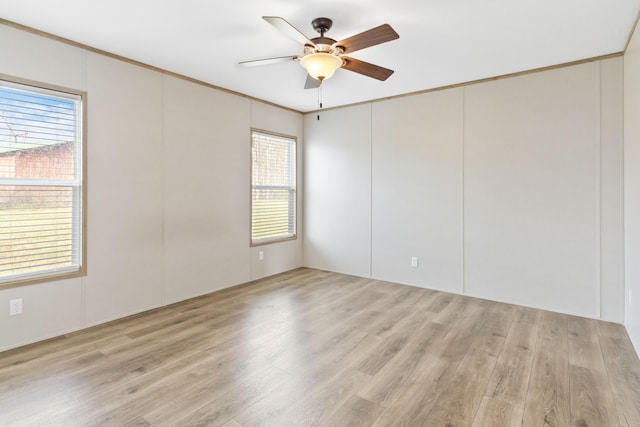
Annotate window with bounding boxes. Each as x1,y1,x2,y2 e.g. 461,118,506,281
251,130,296,245
0,77,85,286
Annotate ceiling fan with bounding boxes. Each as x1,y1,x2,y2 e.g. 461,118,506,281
240,16,399,89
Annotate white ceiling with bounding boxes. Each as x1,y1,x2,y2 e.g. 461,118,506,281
1,0,639,112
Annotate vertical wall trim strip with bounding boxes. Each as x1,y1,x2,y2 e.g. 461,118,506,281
249,102,254,279
596,61,603,318
620,56,627,321
160,75,167,306
461,87,466,295
370,104,374,279
81,49,88,328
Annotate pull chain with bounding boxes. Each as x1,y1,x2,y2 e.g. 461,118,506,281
317,83,323,120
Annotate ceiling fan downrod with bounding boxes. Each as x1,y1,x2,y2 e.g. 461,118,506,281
311,17,333,37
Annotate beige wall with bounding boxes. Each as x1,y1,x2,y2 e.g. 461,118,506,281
371,89,464,293
304,58,625,322
0,23,303,351
464,61,623,319
84,52,165,325
625,22,640,355
303,105,372,277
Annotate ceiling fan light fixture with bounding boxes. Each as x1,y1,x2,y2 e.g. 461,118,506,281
300,53,342,81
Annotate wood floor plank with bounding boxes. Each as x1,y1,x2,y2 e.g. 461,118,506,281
472,396,524,427
1,268,639,427
360,305,420,338
75,351,212,423
0,385,78,425
370,357,453,427
79,383,177,427
143,365,290,426
164,366,291,427
159,347,275,404
234,331,378,427
270,324,368,375
597,320,630,340
568,316,607,369
470,306,512,357
513,305,541,325
567,316,620,426
485,319,537,406
372,306,490,425
373,306,435,343
8,349,213,425
569,364,620,427
357,334,411,376
0,348,107,394
357,321,449,406
268,367,371,426
124,416,152,427
599,335,640,425
424,291,455,313
326,395,383,427
419,348,498,426
0,332,133,376
432,293,477,326
523,311,571,427
233,374,313,426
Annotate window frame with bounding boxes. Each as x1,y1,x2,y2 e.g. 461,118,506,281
250,128,297,247
0,73,87,289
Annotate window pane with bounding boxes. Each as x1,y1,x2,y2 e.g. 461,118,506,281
0,186,76,278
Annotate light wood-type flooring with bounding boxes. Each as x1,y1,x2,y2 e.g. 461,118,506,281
1,268,640,426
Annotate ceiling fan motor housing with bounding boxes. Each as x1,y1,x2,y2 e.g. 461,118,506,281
305,38,340,54
307,18,341,54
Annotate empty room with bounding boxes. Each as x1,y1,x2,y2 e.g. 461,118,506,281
1,1,640,426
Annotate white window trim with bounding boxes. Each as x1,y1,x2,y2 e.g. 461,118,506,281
0,74,87,289
250,129,297,247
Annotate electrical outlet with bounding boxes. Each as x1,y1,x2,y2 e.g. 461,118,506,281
9,298,22,316
411,257,418,268
259,251,264,261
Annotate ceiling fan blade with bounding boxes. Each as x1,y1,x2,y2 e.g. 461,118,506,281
263,16,317,48
239,56,300,67
334,24,399,54
304,74,322,89
341,56,394,81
